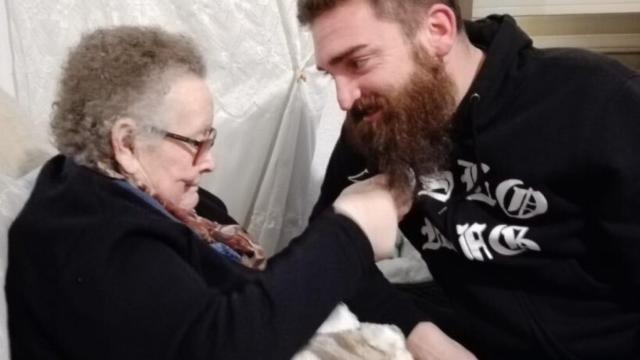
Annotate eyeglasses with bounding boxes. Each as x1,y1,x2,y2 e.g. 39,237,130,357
150,126,217,165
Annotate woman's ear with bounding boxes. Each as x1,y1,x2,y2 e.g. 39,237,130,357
414,3,458,58
111,117,141,175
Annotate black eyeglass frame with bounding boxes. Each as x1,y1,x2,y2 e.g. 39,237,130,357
150,126,217,165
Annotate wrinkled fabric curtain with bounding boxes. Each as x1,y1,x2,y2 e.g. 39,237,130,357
6,0,344,255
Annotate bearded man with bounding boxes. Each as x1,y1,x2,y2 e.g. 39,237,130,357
299,0,640,359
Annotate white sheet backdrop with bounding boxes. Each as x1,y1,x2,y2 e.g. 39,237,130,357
4,0,345,255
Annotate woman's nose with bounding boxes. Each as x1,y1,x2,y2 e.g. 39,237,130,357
196,149,215,173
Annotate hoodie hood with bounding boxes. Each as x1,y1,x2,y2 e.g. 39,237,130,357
454,15,533,135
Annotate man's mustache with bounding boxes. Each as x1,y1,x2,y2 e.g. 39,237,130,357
348,96,386,123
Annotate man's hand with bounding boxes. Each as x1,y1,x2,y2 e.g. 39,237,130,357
407,322,477,360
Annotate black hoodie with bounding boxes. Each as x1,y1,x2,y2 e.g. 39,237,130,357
312,15,640,359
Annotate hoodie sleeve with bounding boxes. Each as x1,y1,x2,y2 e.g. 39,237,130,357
587,74,640,307
310,127,370,220
310,129,431,335
195,187,238,225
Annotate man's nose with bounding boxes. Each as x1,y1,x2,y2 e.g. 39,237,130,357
335,76,361,111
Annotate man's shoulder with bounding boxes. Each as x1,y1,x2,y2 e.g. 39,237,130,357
530,47,636,84
196,188,237,224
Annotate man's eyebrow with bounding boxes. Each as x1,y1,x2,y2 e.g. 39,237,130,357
317,44,368,72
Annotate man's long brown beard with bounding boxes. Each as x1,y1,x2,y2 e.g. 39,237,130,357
344,46,456,194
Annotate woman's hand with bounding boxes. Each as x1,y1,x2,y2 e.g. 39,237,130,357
333,174,412,260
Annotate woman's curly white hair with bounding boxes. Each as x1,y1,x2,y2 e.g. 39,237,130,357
51,26,206,171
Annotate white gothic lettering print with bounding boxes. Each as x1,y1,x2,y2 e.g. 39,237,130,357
416,159,546,261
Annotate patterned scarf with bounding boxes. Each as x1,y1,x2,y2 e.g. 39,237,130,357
99,161,266,270
157,196,267,270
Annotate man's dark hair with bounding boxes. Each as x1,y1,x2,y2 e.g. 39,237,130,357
297,0,463,36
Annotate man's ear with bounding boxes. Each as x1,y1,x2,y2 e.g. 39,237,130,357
414,3,458,58
111,117,141,175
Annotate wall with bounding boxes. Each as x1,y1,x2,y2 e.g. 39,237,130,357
473,0,640,71
0,0,14,97
474,0,640,16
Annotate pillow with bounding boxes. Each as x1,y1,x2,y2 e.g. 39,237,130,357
0,89,54,179
0,169,39,359
377,237,432,284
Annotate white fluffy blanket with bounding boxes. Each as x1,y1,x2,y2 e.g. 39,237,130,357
294,303,413,360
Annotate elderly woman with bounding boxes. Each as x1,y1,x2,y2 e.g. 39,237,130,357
6,26,407,359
